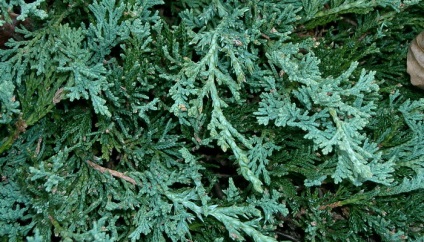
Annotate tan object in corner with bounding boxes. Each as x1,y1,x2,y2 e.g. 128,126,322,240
407,31,424,90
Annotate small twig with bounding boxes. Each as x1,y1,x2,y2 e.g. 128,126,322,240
86,160,137,185
261,32,271,41
276,231,301,242
213,182,224,199
35,137,42,156
342,17,358,27
319,201,342,210
52,88,64,104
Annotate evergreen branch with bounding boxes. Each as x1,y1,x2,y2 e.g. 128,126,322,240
314,1,380,17
166,191,277,242
1,0,423,241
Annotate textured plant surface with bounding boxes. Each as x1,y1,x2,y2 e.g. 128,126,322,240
1,0,424,241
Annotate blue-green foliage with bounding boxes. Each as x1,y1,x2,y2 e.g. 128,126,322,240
0,0,423,241
255,53,394,186
0,0,47,26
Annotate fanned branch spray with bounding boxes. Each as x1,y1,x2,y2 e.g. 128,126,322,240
0,0,423,241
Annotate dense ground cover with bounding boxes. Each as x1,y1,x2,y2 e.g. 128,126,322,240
1,0,424,241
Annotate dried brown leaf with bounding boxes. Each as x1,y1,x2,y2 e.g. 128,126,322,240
407,31,424,89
